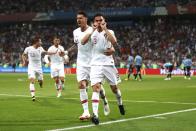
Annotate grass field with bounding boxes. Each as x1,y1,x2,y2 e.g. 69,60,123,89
0,73,196,131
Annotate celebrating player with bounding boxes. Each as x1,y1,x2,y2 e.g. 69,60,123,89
44,36,68,97
73,11,110,120
22,36,57,101
82,13,125,125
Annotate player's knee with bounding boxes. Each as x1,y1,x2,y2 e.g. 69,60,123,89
92,83,101,92
79,81,87,89
29,78,35,84
110,85,118,93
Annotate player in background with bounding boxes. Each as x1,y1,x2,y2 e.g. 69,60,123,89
22,36,57,101
134,54,142,81
73,11,111,120
163,61,173,80
82,13,125,125
182,54,192,80
125,54,134,80
44,36,68,97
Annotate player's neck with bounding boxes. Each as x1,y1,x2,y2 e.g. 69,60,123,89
54,45,58,48
33,45,38,49
97,27,103,32
80,25,88,32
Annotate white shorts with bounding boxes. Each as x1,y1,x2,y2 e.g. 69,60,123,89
28,68,43,80
90,65,117,86
50,65,65,78
76,66,90,82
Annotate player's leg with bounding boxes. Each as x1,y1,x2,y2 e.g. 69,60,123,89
138,66,142,81
134,66,138,80
90,66,104,125
77,66,91,120
51,69,62,97
59,65,65,90
91,83,101,125
100,84,110,116
104,66,125,115
110,85,125,115
28,70,36,101
184,67,187,79
36,71,43,88
187,66,191,79
127,66,132,80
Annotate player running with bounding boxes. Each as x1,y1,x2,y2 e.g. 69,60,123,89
44,36,68,98
22,36,57,101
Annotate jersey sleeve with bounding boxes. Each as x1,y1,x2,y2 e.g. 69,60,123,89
23,47,29,54
73,31,77,44
40,47,46,53
109,30,117,41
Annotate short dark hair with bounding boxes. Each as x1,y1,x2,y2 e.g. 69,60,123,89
93,13,105,21
32,36,41,44
77,11,87,18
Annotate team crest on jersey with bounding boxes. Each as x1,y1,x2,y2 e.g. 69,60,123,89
92,36,97,44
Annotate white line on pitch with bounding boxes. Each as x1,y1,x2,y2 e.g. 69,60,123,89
47,108,196,131
1,93,196,105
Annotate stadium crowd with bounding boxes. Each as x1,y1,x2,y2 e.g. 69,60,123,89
0,0,195,14
0,17,195,68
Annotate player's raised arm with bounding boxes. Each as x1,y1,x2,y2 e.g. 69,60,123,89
101,22,117,45
81,23,97,45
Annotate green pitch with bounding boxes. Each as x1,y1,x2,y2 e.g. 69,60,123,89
0,73,196,131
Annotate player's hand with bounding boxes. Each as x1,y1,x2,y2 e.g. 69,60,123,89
59,51,65,57
104,47,114,56
22,61,28,67
101,22,107,30
92,22,97,31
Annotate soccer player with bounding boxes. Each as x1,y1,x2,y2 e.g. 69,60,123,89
125,54,134,80
163,61,173,80
82,13,125,125
73,11,110,120
134,54,142,81
44,36,67,97
22,36,56,101
183,55,192,80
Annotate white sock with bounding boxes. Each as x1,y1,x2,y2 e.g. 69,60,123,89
29,83,35,97
115,89,123,105
80,89,89,114
92,92,100,117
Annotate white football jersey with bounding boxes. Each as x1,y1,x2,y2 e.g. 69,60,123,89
47,45,65,68
24,46,45,69
90,29,115,66
73,26,93,67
